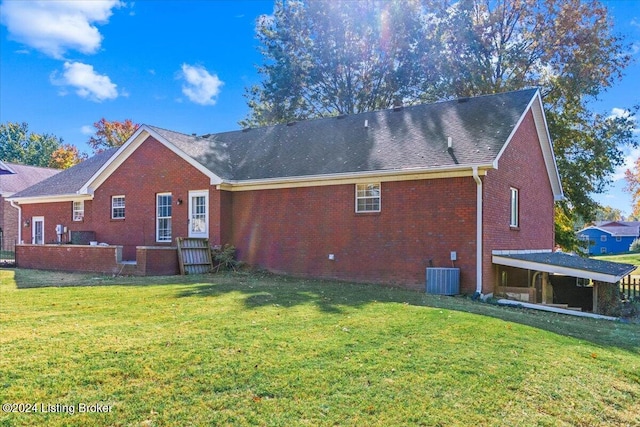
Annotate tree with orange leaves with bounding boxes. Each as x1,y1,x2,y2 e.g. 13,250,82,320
625,156,640,217
88,118,140,153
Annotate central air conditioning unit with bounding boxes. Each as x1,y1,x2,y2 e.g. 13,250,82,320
426,267,460,295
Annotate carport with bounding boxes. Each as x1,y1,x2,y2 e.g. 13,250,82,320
492,251,637,314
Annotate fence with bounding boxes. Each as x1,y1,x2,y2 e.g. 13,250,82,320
0,230,16,267
621,275,640,302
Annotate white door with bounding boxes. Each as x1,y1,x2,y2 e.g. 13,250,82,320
188,191,209,238
32,216,44,244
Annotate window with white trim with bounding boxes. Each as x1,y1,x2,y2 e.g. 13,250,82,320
600,235,607,242
156,193,172,242
112,195,125,219
73,201,84,221
509,187,519,227
356,183,381,213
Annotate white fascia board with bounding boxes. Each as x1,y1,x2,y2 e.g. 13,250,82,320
81,125,223,194
577,226,615,236
218,163,493,191
6,193,94,204
492,255,625,283
492,90,564,201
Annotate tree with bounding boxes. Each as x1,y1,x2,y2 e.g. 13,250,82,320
49,144,87,169
625,156,640,217
88,118,140,153
242,0,441,127
0,122,64,167
246,0,638,250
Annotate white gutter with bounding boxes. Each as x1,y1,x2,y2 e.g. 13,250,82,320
472,166,483,295
9,200,21,244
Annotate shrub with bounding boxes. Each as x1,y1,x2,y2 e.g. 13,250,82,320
630,238,640,252
212,244,241,272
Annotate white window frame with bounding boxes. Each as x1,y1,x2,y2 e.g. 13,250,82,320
600,235,607,242
156,193,172,243
111,195,125,219
355,183,381,213
509,187,519,228
72,200,84,222
616,236,622,242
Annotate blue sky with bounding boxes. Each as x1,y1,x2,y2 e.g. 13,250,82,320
0,0,639,216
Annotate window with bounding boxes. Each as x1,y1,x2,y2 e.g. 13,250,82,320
509,187,519,227
111,195,125,219
73,201,84,221
600,247,607,254
356,183,381,213
600,235,607,242
616,236,622,242
156,193,172,242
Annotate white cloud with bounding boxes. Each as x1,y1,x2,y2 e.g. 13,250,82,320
51,61,118,102
179,64,223,106
0,0,122,59
80,125,94,135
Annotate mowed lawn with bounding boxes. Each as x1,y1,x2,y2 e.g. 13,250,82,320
1,270,639,427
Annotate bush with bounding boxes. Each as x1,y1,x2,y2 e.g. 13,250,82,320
212,244,241,272
630,238,640,252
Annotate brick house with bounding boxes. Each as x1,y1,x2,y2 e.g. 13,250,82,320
9,89,565,295
0,161,60,253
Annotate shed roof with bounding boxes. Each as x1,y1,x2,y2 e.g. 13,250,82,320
492,251,637,283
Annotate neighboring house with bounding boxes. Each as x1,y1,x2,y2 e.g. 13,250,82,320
577,221,640,255
9,88,567,295
0,162,60,251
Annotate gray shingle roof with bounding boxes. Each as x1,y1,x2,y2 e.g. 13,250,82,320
10,89,540,198
496,252,637,279
153,88,538,181
0,163,60,195
9,149,117,198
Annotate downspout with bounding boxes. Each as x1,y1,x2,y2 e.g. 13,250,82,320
472,167,483,296
9,200,21,244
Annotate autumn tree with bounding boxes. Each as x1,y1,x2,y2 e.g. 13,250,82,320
0,122,64,167
88,118,140,153
246,0,638,250
49,144,87,169
625,157,640,217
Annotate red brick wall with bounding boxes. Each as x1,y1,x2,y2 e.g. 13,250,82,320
85,136,215,259
230,178,478,291
482,110,556,292
21,200,93,245
136,246,179,275
16,244,124,274
1,197,19,248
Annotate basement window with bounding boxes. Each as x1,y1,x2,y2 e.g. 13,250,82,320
356,183,381,213
111,195,125,219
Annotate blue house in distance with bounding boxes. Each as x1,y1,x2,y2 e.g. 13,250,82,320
577,221,640,255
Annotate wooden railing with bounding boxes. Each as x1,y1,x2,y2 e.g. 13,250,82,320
621,276,640,301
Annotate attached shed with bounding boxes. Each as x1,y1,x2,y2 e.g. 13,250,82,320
492,251,637,314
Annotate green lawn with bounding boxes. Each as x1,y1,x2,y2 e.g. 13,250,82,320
1,269,639,427
593,252,640,267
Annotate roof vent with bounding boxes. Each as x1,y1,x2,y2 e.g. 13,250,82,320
393,99,403,111
286,121,296,126
242,128,251,133
336,114,347,119
457,97,470,103
191,133,197,137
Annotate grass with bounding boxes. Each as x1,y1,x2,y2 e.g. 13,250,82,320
1,269,639,427
592,252,640,267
